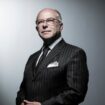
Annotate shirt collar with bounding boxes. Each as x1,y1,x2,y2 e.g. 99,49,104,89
49,36,62,50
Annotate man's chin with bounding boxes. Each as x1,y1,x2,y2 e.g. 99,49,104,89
39,32,61,46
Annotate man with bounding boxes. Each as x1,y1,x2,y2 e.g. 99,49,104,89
16,8,89,105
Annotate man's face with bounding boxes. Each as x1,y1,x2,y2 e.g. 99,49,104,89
36,9,63,40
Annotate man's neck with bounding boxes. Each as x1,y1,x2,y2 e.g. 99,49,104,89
43,33,61,47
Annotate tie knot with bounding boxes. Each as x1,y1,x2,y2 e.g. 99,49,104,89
43,46,50,52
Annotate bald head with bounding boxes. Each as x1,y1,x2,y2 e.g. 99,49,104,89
36,8,62,22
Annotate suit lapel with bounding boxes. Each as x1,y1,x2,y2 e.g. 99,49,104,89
42,39,66,67
31,50,41,72
34,39,66,76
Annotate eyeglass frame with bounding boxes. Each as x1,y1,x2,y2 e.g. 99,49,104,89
36,17,62,26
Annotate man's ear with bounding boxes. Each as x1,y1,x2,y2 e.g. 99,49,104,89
36,26,38,31
60,23,63,31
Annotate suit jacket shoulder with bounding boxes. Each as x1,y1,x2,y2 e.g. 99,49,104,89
59,40,87,62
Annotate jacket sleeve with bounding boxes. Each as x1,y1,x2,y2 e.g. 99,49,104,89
16,75,25,105
16,68,27,105
16,56,31,105
42,49,89,105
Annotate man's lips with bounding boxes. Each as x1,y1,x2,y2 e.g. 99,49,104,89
41,30,51,33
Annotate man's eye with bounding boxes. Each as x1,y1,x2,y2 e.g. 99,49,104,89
47,19,54,22
38,20,43,24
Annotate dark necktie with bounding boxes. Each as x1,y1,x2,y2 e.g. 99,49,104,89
37,46,50,67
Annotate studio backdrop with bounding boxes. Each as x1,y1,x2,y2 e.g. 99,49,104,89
0,0,105,105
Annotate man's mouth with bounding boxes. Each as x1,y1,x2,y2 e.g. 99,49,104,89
41,30,51,33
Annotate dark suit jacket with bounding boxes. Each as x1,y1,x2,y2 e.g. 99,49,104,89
16,39,89,105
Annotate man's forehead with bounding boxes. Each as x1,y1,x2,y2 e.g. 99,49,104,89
37,8,58,19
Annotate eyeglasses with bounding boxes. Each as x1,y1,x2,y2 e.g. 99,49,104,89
36,17,61,26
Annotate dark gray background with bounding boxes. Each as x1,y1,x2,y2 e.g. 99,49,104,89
0,0,105,105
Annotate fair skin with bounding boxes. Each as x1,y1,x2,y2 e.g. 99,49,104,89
36,8,63,40
21,8,63,105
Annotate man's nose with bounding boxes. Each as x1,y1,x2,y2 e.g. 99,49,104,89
42,21,48,28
